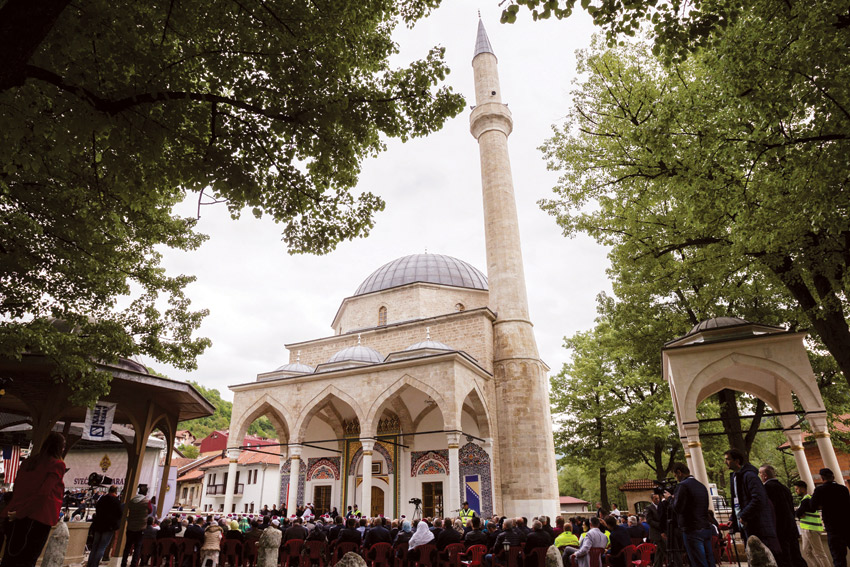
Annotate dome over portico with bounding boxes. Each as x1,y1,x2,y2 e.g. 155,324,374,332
354,254,488,296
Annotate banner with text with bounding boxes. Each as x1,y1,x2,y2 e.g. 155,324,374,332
82,401,117,441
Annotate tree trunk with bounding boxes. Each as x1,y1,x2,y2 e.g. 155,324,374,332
0,0,71,90
717,389,765,459
599,466,609,510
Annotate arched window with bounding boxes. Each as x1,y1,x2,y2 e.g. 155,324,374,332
378,306,387,326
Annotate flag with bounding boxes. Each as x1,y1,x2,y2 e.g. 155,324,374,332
83,401,117,441
3,446,21,485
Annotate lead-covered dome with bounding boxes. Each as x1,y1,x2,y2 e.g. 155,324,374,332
354,254,488,296
274,362,315,374
327,345,383,364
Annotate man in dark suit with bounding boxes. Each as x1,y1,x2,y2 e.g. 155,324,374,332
645,492,665,567
759,464,806,567
523,521,551,557
671,463,713,567
604,516,632,567
283,517,308,543
809,468,850,567
364,517,392,548
335,518,363,545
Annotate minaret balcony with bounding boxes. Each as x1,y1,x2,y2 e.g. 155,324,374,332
470,103,513,139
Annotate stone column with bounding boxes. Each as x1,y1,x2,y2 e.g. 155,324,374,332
683,424,709,487
274,448,286,508
360,439,374,517
784,429,815,491
446,432,462,517
223,447,241,514
286,445,302,514
809,413,845,485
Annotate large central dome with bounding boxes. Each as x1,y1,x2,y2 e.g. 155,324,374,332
354,254,488,296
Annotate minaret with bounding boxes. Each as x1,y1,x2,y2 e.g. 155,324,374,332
469,19,559,517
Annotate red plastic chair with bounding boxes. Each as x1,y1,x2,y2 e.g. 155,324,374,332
439,543,466,567
571,548,606,567
633,543,655,567
604,545,635,567
367,543,394,567
525,548,547,567
156,538,181,567
243,540,259,567
496,546,523,567
333,542,362,564
393,542,409,567
301,540,327,567
221,540,244,567
140,538,159,567
177,539,201,567
281,540,305,567
459,544,486,567
411,544,438,567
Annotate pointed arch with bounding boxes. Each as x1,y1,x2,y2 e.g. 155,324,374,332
682,352,824,424
364,374,455,436
458,383,491,438
294,384,365,442
229,393,292,450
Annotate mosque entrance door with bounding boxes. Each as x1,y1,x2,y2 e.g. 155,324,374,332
371,487,384,517
313,485,331,514
422,482,443,518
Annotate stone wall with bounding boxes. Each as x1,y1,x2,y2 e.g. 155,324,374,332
286,309,495,373
333,284,489,335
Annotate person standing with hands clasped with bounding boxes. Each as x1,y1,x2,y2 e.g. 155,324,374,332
1,432,66,567
725,449,782,559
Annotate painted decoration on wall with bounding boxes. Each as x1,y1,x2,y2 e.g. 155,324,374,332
410,450,449,477
280,459,306,509
459,442,492,516
307,457,341,480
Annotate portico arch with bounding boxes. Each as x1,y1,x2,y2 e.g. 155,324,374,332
364,374,455,436
663,318,843,492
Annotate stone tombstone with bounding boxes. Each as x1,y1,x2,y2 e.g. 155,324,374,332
257,525,282,567
545,545,563,567
41,521,69,567
335,552,367,567
745,535,778,567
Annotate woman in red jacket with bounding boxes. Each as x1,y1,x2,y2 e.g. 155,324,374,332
1,432,66,567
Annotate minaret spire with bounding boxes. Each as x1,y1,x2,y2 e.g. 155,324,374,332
469,20,559,519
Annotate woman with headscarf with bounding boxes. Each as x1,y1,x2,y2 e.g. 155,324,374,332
394,521,413,546
200,520,223,567
1,433,66,567
239,516,250,534
225,520,244,541
407,520,435,564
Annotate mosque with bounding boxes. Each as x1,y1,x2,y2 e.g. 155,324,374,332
222,21,560,520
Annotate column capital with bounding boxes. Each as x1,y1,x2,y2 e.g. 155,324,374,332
360,438,375,453
682,422,701,440
289,444,303,459
226,447,241,462
446,432,462,449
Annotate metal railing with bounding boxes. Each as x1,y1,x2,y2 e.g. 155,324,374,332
205,483,244,495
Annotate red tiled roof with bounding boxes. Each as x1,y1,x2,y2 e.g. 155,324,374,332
200,450,281,470
619,479,656,491
559,496,589,504
777,414,850,449
177,468,205,482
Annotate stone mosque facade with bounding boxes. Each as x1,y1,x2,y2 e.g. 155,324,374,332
223,21,560,520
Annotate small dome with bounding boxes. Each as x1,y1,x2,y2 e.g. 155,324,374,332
274,362,315,374
405,340,454,352
327,345,383,364
354,254,488,296
689,317,750,335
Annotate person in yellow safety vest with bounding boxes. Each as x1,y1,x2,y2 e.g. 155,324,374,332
459,501,476,522
793,480,832,567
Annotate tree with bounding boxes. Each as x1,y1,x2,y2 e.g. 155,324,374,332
539,0,850,390
0,0,465,405
177,443,200,459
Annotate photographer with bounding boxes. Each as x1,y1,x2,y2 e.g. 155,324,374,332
657,483,683,567
670,463,714,567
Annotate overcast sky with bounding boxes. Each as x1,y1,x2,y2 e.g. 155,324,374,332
144,2,611,401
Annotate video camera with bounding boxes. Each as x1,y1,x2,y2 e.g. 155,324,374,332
87,472,114,487
409,498,422,506
653,478,677,495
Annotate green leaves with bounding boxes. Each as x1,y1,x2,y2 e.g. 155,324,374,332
0,0,464,406
541,2,850,386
